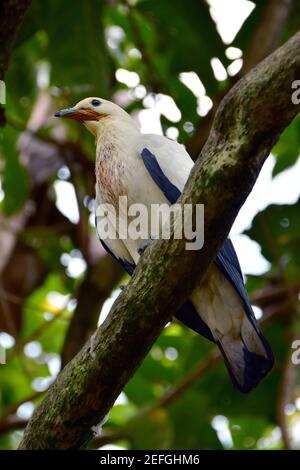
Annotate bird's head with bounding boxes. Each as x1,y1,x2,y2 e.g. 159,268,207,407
54,97,133,136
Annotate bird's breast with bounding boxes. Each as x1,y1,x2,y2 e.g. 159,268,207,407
95,143,126,207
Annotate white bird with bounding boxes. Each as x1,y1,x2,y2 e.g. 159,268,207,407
55,97,274,393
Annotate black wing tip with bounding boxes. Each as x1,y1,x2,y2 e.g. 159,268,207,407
217,338,274,394
238,356,274,394
99,237,135,276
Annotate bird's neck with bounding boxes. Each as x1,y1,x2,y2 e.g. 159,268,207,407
95,115,139,154
95,116,139,204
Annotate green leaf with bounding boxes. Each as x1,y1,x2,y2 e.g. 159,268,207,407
272,117,300,176
16,0,112,99
5,33,40,122
245,198,300,266
126,407,173,449
21,227,73,271
47,1,111,95
0,127,29,215
0,358,32,411
168,389,223,449
229,415,276,450
21,273,70,354
136,0,229,96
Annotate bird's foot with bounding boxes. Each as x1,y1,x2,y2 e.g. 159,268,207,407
137,234,158,255
138,240,151,255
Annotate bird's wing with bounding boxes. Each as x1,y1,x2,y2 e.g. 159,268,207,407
215,239,269,342
137,137,216,340
99,236,135,276
140,134,193,196
137,136,254,334
95,188,135,275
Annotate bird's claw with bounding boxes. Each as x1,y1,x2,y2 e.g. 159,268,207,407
138,234,158,255
138,240,150,255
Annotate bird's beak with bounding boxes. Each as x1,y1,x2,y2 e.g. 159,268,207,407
54,107,78,118
54,107,101,123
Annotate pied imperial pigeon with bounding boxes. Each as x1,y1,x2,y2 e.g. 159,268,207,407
55,97,274,393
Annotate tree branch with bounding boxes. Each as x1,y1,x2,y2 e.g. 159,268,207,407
0,294,289,444
0,415,28,434
19,31,300,450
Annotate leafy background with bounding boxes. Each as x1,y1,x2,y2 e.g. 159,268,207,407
0,0,300,450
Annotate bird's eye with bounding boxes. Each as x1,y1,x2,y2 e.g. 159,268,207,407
91,99,101,107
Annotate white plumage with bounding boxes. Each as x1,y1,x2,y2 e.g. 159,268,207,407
55,97,274,392
95,111,192,264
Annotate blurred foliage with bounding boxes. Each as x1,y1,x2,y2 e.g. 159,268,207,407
0,0,300,451
1,126,29,215
272,117,300,176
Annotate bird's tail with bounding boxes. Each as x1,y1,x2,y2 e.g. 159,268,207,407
216,315,274,393
190,265,274,393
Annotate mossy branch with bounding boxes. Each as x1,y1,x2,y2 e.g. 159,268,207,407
19,31,300,450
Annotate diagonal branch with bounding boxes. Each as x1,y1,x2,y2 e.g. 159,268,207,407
19,31,300,450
